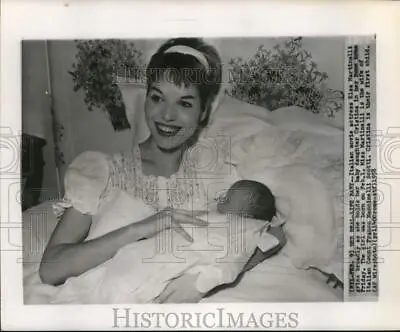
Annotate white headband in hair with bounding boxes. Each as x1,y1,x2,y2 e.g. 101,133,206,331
163,45,210,71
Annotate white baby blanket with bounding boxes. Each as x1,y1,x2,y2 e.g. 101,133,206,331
48,189,278,304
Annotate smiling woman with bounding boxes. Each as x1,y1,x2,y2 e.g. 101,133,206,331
144,79,202,154
139,38,223,176
146,39,222,123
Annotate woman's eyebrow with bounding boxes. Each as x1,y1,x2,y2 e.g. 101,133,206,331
181,95,195,100
150,87,163,94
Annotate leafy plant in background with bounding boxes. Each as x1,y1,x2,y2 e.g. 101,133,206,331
69,39,143,131
228,37,344,118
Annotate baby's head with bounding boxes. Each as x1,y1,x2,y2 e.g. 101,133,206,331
217,180,276,222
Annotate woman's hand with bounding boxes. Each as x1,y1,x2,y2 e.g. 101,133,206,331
155,208,208,243
154,273,205,303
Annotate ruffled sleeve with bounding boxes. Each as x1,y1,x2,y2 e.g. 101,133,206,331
52,151,111,218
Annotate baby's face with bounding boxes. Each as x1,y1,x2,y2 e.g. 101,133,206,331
217,188,254,216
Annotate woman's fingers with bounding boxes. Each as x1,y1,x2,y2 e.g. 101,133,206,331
174,209,208,217
190,217,208,226
171,222,193,243
176,216,207,226
190,209,209,216
172,211,208,226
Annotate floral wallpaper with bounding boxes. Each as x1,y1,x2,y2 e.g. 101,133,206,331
68,37,344,133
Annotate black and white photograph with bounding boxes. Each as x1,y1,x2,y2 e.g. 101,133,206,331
21,36,348,304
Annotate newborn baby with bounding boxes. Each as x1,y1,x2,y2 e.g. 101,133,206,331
216,179,276,221
50,180,280,304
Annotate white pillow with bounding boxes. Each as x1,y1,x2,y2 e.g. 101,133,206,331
209,99,344,276
267,105,344,133
203,94,276,164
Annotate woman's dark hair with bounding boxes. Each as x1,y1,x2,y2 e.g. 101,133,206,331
146,38,222,127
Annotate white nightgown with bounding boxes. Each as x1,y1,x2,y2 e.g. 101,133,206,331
50,146,280,304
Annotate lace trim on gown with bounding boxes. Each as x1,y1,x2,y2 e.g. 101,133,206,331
101,146,208,213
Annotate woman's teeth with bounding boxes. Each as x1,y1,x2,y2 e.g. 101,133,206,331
156,123,181,136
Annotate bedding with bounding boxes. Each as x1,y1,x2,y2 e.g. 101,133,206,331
207,100,344,281
28,188,278,304
22,202,342,304
201,253,343,303
22,91,344,303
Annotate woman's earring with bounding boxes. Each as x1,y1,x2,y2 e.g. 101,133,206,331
200,101,212,124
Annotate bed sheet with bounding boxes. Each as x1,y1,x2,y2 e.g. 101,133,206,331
23,244,342,304
21,202,342,304
202,253,343,303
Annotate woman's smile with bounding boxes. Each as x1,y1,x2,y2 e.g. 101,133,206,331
145,77,203,150
155,122,182,137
